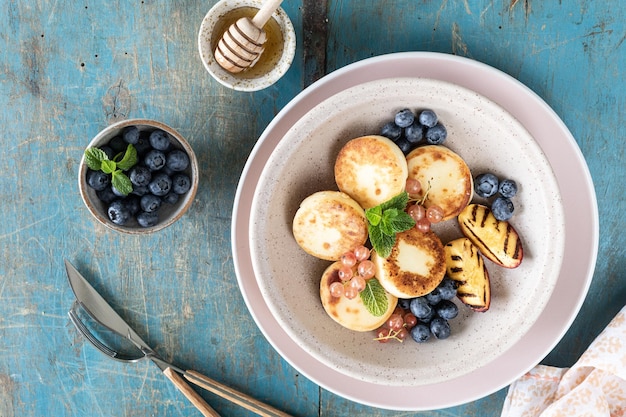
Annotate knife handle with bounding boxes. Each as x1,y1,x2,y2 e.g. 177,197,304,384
184,369,293,417
163,367,221,417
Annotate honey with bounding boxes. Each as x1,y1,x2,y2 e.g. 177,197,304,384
211,7,285,79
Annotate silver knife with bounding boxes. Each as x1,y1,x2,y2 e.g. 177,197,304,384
65,260,293,417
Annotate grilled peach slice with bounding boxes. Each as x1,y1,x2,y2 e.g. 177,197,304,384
444,237,491,312
457,204,523,268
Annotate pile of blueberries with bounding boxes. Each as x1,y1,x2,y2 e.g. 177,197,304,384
474,173,518,221
86,126,192,228
380,108,447,154
399,277,459,342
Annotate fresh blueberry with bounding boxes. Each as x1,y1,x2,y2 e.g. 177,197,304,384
425,123,447,144
394,137,412,154
86,169,110,191
405,121,424,144
96,187,117,204
107,200,131,225
148,173,172,196
131,185,149,197
380,121,402,141
108,136,127,153
419,109,438,128
134,133,152,156
166,149,190,171
491,196,515,221
100,145,116,160
398,298,411,310
122,126,140,144
172,174,191,195
425,288,442,305
137,211,159,228
438,277,457,301
410,324,431,343
149,129,170,151
140,194,162,213
474,173,500,198
435,300,459,320
163,192,179,205
410,297,433,321
144,150,166,171
129,165,152,187
498,179,518,198
122,196,141,215
430,317,451,340
394,108,415,128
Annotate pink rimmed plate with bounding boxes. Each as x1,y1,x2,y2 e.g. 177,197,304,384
231,52,598,410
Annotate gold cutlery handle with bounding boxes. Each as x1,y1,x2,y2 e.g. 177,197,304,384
184,369,293,417
163,367,221,417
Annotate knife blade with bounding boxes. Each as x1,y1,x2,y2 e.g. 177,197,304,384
65,260,294,417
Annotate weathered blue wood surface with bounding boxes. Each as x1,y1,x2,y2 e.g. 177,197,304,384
0,1,624,416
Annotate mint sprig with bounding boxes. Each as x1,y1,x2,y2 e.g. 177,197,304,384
84,144,137,196
365,192,415,258
360,278,388,317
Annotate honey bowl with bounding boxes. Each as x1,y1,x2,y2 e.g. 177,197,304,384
198,0,296,91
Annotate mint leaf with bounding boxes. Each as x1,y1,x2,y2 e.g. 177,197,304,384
100,159,116,174
84,147,108,171
369,225,396,258
111,171,133,196
388,210,416,233
116,144,137,171
360,278,388,317
380,192,409,211
365,205,383,227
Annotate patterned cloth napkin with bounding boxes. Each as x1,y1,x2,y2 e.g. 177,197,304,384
501,305,626,417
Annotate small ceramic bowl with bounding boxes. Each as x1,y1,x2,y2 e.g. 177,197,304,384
78,119,199,234
198,0,296,91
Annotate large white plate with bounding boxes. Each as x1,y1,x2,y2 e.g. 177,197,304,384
231,52,598,410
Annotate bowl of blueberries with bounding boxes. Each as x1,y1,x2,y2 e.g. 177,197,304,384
79,119,199,234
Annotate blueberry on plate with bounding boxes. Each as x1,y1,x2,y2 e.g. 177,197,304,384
474,173,499,198
418,109,438,128
129,165,152,187
394,136,413,154
86,169,110,191
409,297,433,321
398,298,411,310
394,108,415,128
435,300,459,320
131,185,149,197
108,135,127,153
437,277,457,301
425,287,442,305
148,173,172,196
144,149,167,171
122,126,140,145
107,200,131,225
380,121,402,141
140,194,162,213
491,196,514,221
498,179,518,198
137,211,159,228
149,129,170,151
425,123,447,144
166,149,190,171
410,324,431,343
430,317,451,340
405,121,424,144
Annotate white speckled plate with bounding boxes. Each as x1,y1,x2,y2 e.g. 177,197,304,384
232,52,598,410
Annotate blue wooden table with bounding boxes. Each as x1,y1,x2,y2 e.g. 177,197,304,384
0,1,623,416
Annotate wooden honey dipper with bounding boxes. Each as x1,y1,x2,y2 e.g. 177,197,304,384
214,0,284,73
